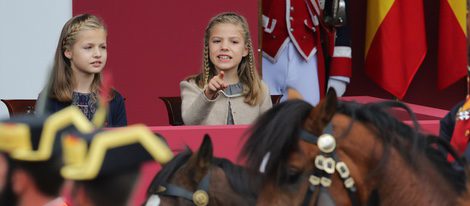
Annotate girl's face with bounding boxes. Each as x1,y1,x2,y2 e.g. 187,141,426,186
65,28,107,76
208,23,248,73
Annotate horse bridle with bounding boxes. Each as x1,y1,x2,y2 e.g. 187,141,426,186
148,172,211,206
300,123,360,206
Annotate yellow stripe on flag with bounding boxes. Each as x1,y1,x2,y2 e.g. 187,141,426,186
447,0,467,36
365,0,395,57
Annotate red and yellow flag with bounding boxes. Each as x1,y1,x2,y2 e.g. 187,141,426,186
438,0,467,90
365,0,427,99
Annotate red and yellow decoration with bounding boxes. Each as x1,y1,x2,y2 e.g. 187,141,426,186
438,0,467,90
365,0,427,99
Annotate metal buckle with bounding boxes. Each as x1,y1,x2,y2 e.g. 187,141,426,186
193,190,209,206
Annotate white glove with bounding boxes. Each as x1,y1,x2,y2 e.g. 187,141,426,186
327,78,348,97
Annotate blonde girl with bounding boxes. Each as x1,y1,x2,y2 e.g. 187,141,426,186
43,14,127,127
181,12,272,125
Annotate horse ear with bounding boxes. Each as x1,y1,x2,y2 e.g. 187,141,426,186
195,134,214,169
324,88,338,118
304,89,338,134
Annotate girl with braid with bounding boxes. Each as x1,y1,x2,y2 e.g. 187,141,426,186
181,12,272,125
42,14,127,127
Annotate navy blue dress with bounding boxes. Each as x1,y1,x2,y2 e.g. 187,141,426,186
43,90,127,127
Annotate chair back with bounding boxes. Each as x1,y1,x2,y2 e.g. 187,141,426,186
1,99,36,117
158,97,184,126
270,95,282,105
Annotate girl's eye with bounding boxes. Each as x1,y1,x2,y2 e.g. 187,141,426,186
101,45,107,49
212,40,221,43
232,41,239,44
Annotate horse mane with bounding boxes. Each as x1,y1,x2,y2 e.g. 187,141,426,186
240,100,313,184
337,100,467,193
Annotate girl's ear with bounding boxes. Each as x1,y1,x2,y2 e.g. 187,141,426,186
242,44,249,57
64,49,72,59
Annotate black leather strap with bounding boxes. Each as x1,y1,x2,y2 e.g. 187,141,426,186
300,123,333,144
157,171,211,205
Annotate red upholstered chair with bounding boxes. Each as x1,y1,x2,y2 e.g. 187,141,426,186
1,99,36,117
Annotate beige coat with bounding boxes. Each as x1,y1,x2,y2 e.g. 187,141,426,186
180,80,272,125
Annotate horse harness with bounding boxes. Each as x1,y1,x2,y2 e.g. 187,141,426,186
149,171,211,206
300,123,360,206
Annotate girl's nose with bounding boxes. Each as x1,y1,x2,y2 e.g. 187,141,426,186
93,47,102,57
221,41,229,50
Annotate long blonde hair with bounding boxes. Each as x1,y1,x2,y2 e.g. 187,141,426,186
191,12,264,106
49,14,107,102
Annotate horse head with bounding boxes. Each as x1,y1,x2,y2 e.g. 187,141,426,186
241,90,343,205
298,100,468,205
145,135,257,206
246,90,468,205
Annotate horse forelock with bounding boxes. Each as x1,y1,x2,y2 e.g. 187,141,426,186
240,100,313,183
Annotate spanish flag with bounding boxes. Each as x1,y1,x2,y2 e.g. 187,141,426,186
365,0,427,99
438,0,467,90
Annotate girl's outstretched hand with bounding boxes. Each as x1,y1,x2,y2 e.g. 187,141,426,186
205,71,228,99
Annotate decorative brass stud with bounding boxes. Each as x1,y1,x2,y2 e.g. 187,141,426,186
193,190,209,206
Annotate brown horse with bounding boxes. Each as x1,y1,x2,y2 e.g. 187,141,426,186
242,91,469,205
144,134,259,206
241,92,345,206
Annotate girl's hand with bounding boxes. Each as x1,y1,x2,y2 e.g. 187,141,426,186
205,71,228,99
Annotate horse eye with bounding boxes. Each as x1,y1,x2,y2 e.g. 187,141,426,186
286,167,302,182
